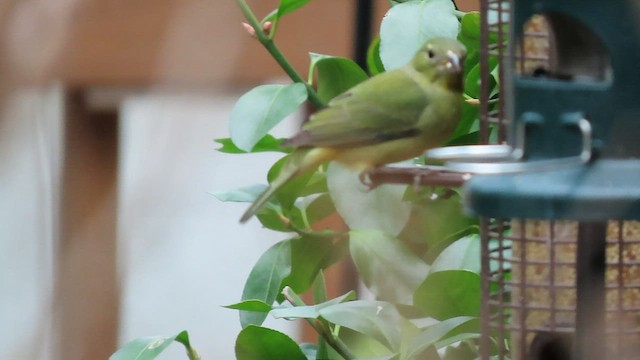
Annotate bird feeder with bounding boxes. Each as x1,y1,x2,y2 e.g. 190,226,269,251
428,0,640,359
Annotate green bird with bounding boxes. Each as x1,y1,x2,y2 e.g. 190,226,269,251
240,37,466,223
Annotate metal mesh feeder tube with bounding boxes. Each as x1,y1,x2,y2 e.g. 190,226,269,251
443,1,640,359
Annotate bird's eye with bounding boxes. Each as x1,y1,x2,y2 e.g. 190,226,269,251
427,50,435,59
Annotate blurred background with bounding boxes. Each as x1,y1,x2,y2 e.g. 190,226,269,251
0,0,476,359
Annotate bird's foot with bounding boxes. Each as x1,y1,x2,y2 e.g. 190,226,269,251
358,169,379,191
426,187,457,201
412,173,424,193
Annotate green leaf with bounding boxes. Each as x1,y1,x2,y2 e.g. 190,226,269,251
490,60,501,90
340,327,397,359
430,235,480,274
464,63,482,99
267,157,287,184
268,155,317,211
110,331,193,360
282,235,348,295
277,0,311,17
240,240,292,328
436,333,480,350
404,317,476,359
230,83,307,152
464,56,499,99
110,337,174,360
463,49,480,78
256,207,294,233
277,173,316,212
457,12,480,52
434,317,481,349
367,36,386,75
413,270,481,320
235,325,307,360
210,184,268,203
271,291,356,319
422,226,479,264
413,346,441,360
175,331,200,360
312,55,369,103
398,191,475,256
312,271,327,302
224,299,273,313
380,0,460,70
350,229,430,305
319,300,404,351
447,130,481,146
327,162,411,236
442,339,478,360
409,317,440,329
214,135,290,154
264,0,312,23
297,168,329,197
448,101,480,141
308,52,333,76
303,193,336,225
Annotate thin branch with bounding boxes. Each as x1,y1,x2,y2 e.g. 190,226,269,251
282,287,355,360
367,166,470,189
235,0,326,109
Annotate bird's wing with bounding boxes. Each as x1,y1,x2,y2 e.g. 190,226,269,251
284,67,430,148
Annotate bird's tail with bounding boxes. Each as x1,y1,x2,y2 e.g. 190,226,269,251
239,148,331,223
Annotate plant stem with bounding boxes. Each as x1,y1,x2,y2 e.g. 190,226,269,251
282,287,355,360
235,0,326,109
186,347,201,360
176,337,202,360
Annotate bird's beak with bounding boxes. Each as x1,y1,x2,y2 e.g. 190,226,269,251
445,50,462,73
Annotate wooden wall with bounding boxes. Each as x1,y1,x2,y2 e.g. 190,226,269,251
1,0,478,87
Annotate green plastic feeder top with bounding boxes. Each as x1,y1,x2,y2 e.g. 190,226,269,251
463,0,640,220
